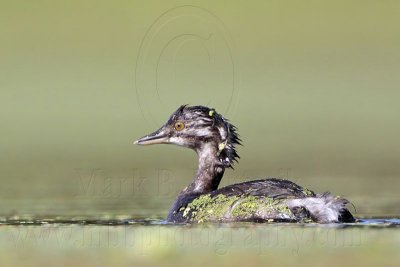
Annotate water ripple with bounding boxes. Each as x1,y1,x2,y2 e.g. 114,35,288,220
1,216,399,227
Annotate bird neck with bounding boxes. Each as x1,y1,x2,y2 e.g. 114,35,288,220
183,142,225,194
167,142,225,222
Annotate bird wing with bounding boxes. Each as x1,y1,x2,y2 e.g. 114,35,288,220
212,178,316,199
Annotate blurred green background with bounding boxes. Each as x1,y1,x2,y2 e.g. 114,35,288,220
1,1,400,266
1,0,400,216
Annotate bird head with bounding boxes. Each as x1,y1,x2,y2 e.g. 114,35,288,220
134,105,241,168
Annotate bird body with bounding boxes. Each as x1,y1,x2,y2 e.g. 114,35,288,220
167,178,354,223
135,105,355,224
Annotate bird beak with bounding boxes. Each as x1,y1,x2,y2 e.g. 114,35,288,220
134,126,169,145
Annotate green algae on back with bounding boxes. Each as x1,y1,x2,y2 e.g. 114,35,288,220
181,193,294,223
181,194,239,223
302,187,315,197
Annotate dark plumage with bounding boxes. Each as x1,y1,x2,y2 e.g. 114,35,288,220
135,105,355,224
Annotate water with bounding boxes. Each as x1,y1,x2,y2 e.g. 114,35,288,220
1,217,400,227
1,215,399,267
1,173,399,266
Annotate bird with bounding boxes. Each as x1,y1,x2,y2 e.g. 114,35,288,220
134,105,355,224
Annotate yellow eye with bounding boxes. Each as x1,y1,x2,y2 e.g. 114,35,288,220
174,122,185,131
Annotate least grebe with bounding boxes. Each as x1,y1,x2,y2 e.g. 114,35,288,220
135,105,355,223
